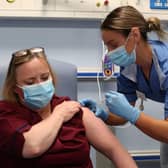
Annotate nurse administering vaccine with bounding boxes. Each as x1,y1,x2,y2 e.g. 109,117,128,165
80,5,168,168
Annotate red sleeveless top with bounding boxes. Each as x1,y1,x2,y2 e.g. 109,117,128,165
0,95,93,168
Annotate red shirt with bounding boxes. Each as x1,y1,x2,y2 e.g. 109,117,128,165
0,95,93,168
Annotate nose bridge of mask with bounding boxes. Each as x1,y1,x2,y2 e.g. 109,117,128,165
20,78,52,96
19,78,52,88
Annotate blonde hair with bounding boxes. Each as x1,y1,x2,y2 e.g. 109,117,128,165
3,48,56,103
101,5,168,40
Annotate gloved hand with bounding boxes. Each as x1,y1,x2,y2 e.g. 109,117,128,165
79,99,109,121
105,91,140,124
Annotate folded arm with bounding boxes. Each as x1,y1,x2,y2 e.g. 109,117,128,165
22,100,81,158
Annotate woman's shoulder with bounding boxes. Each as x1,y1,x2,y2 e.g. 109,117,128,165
149,40,168,54
149,40,168,65
148,39,168,45
0,100,24,114
0,100,15,109
81,107,99,126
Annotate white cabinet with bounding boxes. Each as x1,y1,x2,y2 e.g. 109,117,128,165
0,0,167,20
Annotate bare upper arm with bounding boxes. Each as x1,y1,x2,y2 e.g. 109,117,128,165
82,107,121,154
81,107,137,168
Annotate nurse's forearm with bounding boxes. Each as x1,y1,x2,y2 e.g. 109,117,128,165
135,112,168,143
106,112,127,125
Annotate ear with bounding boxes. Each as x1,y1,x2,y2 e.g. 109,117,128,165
130,27,141,43
126,27,140,53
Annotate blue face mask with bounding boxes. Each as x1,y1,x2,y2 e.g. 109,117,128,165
105,40,136,67
19,79,55,110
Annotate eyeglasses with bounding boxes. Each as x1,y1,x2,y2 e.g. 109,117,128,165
12,47,44,58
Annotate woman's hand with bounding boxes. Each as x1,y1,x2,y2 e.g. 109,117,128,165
53,100,81,123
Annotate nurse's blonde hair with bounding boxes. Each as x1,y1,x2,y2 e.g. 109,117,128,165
3,47,56,103
101,5,168,40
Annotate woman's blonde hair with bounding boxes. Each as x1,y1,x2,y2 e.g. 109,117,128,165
101,5,168,40
3,47,56,103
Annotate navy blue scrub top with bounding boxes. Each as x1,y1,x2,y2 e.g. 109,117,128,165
117,40,168,118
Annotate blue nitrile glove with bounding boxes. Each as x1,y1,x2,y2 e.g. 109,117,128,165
105,91,140,124
79,99,109,121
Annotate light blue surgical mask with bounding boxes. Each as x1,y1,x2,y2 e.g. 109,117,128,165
105,37,136,67
18,79,55,110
